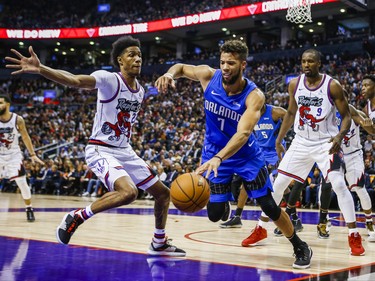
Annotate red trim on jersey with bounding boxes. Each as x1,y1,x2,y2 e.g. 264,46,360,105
88,139,117,148
100,75,120,103
136,173,155,188
104,171,110,188
277,169,305,183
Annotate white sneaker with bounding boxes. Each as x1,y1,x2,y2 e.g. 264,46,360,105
82,192,90,197
91,192,97,197
368,232,375,242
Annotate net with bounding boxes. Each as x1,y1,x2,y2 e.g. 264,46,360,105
286,0,312,24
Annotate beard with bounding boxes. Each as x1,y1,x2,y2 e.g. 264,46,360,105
0,108,6,116
222,71,241,86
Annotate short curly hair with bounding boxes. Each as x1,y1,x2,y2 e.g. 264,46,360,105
363,74,375,83
110,36,141,68
220,40,248,61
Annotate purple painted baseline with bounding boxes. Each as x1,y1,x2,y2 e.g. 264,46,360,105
0,236,306,281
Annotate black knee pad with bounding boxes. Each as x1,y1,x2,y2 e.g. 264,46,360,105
257,193,281,221
207,201,227,222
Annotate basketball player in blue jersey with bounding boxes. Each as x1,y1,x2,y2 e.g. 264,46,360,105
247,49,365,256
6,36,185,257
220,103,287,228
156,40,312,269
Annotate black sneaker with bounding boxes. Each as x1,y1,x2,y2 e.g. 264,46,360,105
293,242,313,269
273,227,283,236
26,207,35,222
56,211,84,245
221,202,230,221
220,216,242,228
317,223,330,239
148,239,186,257
292,218,304,232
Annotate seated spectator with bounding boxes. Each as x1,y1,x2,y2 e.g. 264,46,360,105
304,166,322,209
41,164,62,195
82,172,102,197
163,162,183,188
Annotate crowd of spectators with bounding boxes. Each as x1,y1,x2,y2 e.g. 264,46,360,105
0,0,252,29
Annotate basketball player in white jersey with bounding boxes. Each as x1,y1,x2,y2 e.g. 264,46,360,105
5,36,185,256
362,75,375,122
246,49,365,256
0,93,44,222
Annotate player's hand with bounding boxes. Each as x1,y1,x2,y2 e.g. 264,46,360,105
5,46,41,75
328,136,342,154
276,142,285,160
30,155,45,166
195,157,221,179
360,117,373,128
155,73,176,93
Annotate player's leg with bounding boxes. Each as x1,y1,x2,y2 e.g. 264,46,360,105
317,180,332,239
322,151,365,256
9,159,34,222
274,180,305,235
14,174,34,222
242,167,312,269
220,183,245,228
345,151,375,241
56,146,139,245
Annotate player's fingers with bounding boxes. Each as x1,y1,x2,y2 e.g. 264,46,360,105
10,48,24,59
4,57,21,64
205,167,212,179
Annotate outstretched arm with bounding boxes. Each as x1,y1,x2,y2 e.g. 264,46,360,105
155,63,215,93
6,46,96,90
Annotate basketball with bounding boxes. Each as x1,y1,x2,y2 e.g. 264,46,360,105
170,173,210,213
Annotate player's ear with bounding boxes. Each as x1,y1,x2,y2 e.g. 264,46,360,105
117,57,123,66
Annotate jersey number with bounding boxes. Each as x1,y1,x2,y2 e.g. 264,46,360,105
218,118,225,131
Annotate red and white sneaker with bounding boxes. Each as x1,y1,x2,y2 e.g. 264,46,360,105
348,232,365,256
241,225,267,247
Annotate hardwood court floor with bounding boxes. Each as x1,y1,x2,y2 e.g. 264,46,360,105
1,193,375,281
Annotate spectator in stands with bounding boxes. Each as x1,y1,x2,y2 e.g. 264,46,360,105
41,164,62,195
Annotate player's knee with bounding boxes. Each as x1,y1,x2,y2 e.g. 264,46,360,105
257,194,281,221
207,201,226,222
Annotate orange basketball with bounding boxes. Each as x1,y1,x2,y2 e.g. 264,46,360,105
170,173,210,213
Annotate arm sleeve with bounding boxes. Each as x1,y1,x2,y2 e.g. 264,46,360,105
90,70,119,100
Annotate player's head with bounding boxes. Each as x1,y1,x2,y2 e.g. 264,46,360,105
219,40,248,85
301,49,322,78
111,36,142,75
361,74,375,100
0,93,11,116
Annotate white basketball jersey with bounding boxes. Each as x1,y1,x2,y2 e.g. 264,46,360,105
367,100,375,122
89,70,144,148
294,74,338,145
0,113,21,155
341,119,362,154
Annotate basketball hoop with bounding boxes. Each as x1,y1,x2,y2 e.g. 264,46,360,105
286,0,312,24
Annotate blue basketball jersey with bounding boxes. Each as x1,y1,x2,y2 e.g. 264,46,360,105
204,70,260,157
253,104,285,166
202,70,266,185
